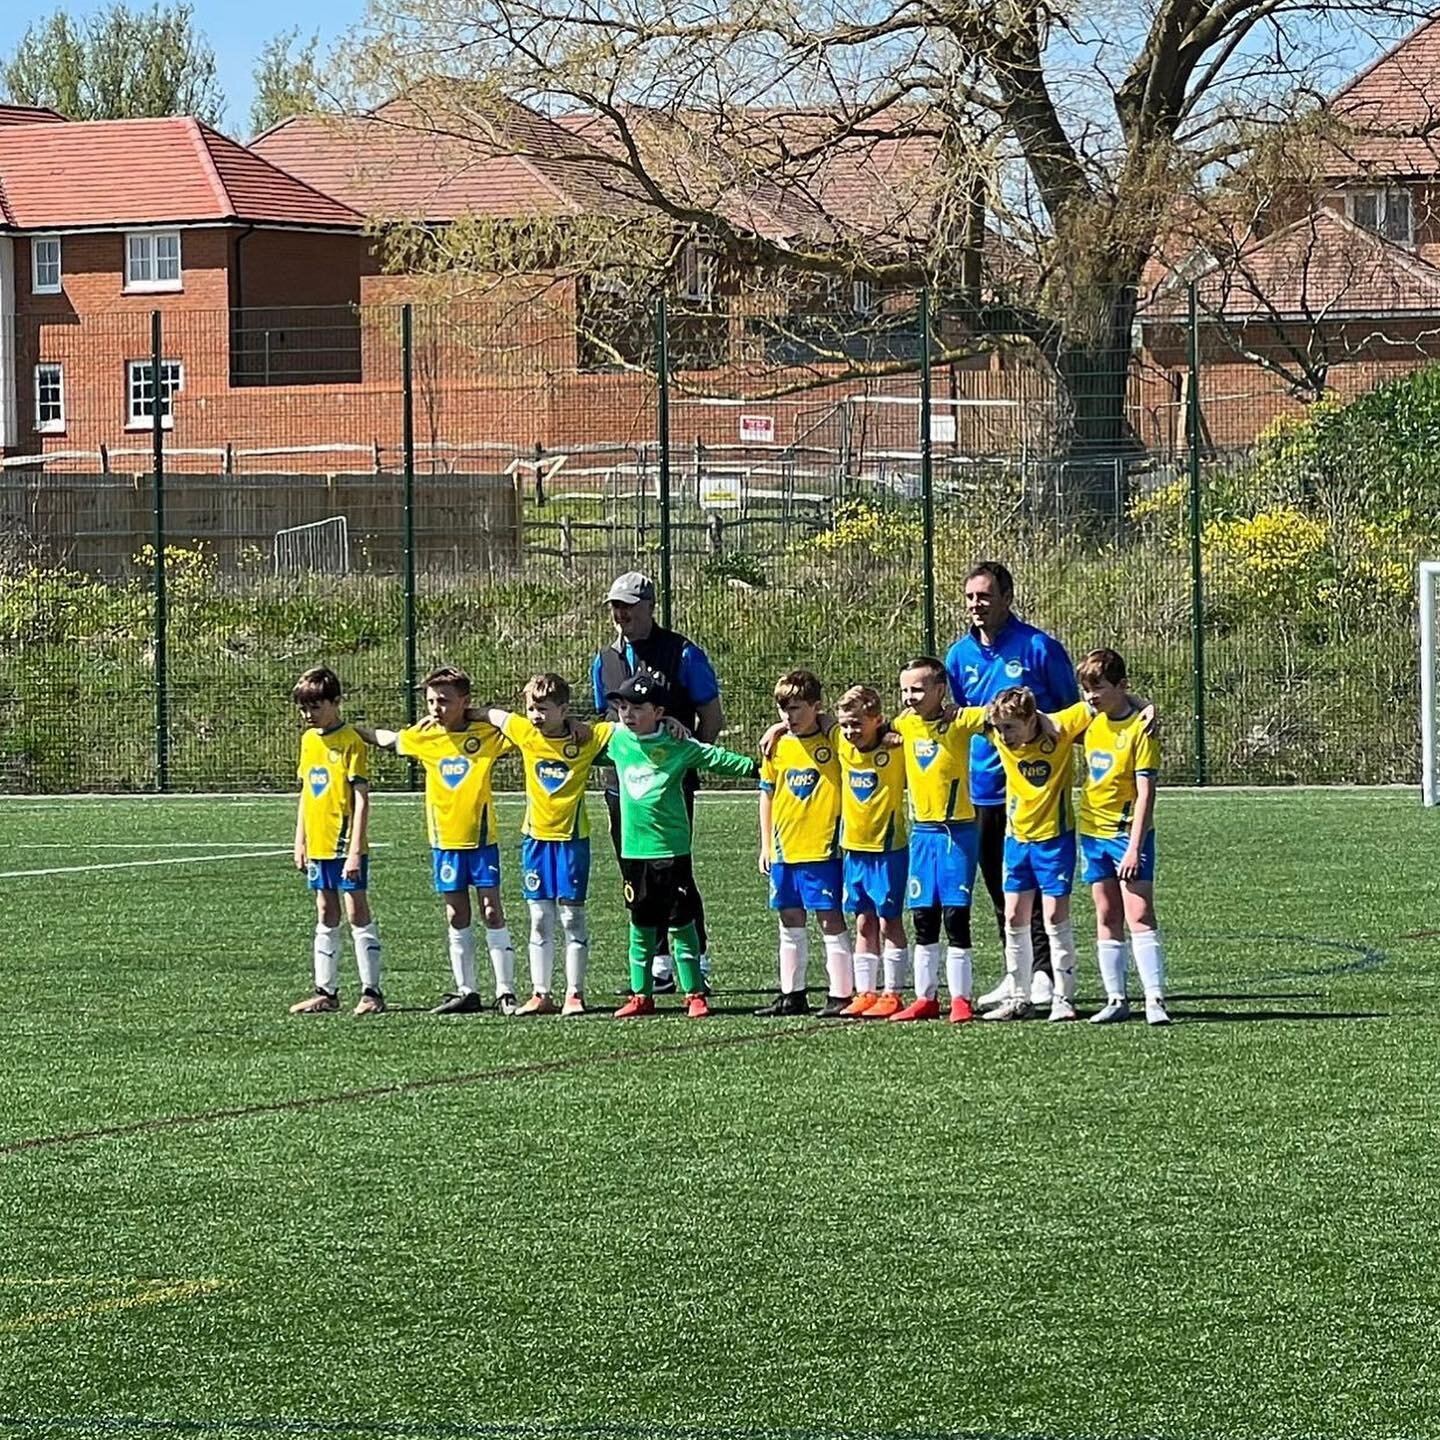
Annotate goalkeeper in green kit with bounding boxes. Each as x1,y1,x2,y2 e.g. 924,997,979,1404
605,673,759,1019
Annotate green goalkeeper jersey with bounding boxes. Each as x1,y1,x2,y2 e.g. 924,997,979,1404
604,726,758,859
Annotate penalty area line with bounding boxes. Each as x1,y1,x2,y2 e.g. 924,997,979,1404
0,849,290,879
0,1025,831,1158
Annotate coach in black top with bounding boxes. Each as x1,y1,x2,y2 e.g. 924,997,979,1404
591,571,725,991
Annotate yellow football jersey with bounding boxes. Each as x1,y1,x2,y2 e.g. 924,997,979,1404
396,721,514,850
994,701,1094,842
892,708,988,824
759,726,842,863
1079,707,1160,840
501,714,613,842
297,724,369,860
836,734,907,853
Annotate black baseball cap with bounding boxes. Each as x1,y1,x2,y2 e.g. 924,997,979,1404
606,674,671,708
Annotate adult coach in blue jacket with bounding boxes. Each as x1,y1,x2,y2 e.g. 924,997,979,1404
944,559,1079,1005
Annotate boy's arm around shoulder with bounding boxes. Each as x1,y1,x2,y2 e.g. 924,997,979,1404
687,736,761,780
352,722,402,751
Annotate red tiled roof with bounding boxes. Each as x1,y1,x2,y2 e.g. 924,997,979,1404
1147,208,1440,320
1324,15,1440,178
0,116,363,231
250,95,645,222
0,104,66,126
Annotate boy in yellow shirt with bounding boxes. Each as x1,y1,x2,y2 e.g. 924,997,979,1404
288,666,383,1016
1076,649,1169,1026
889,657,990,1023
832,685,909,1017
756,668,851,1018
364,666,518,1016
983,685,1093,1022
478,673,612,1017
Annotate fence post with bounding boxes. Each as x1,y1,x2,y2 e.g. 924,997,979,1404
655,291,673,628
1186,281,1208,785
401,304,419,789
150,309,169,792
918,289,936,655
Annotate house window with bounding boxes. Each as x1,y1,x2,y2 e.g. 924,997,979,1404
852,279,876,315
124,230,182,292
126,359,183,428
34,365,64,433
1348,188,1413,245
31,237,61,294
677,242,716,305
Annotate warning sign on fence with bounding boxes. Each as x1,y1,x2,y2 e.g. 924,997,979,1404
739,414,776,444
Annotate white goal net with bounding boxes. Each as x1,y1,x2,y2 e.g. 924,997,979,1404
1422,561,1440,805
273,516,350,578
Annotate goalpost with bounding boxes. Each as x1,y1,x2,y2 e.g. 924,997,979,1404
273,516,350,578
1422,561,1440,806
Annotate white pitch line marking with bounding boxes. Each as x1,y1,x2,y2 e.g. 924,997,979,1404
0,850,290,879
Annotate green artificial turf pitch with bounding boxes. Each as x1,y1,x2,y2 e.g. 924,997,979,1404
0,788,1430,1439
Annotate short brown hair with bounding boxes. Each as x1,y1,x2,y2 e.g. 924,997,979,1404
775,668,823,705
836,684,882,718
987,685,1037,725
524,672,571,706
899,655,946,684
293,666,342,705
420,665,472,696
1077,649,1127,688
965,560,1015,599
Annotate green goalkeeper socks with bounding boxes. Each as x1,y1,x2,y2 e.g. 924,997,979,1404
629,925,660,996
671,922,703,996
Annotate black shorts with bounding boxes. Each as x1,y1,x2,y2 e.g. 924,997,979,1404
621,855,701,931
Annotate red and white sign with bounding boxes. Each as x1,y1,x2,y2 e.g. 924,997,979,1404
739,413,776,445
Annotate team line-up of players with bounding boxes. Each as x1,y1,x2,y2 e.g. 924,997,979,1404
290,645,1167,1027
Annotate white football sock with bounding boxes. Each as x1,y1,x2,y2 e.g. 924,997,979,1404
313,923,341,993
448,925,477,995
1045,920,1078,1001
1131,929,1166,1001
1096,937,1128,1001
350,922,382,990
945,946,973,1000
779,925,809,993
853,951,879,993
882,945,908,993
822,932,854,998
652,950,675,982
1004,924,1034,998
559,903,589,994
527,899,557,995
486,926,516,997
912,943,941,1000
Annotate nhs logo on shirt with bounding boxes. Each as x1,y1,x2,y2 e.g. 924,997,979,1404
439,756,471,790
848,770,879,803
308,766,330,798
787,768,821,800
1019,759,1051,786
535,760,569,795
912,739,939,771
1089,751,1115,783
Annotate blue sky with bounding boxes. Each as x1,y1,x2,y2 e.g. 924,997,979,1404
0,0,367,134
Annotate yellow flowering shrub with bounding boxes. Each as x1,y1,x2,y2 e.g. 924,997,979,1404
1201,508,1333,614
811,500,923,557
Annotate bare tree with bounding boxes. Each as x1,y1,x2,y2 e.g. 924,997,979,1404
348,0,1428,459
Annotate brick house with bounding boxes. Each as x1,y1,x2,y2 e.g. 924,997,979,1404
0,107,374,468
1139,14,1440,449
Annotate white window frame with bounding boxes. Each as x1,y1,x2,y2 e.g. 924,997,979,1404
677,241,716,305
852,278,876,315
30,236,61,295
126,359,183,430
124,230,183,293
1347,187,1414,246
33,364,64,434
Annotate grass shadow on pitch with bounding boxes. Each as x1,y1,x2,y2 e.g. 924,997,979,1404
1166,1006,1386,1024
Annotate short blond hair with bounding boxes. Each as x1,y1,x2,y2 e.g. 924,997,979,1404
836,684,882,719
523,672,571,706
775,668,823,705
987,685,1037,726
